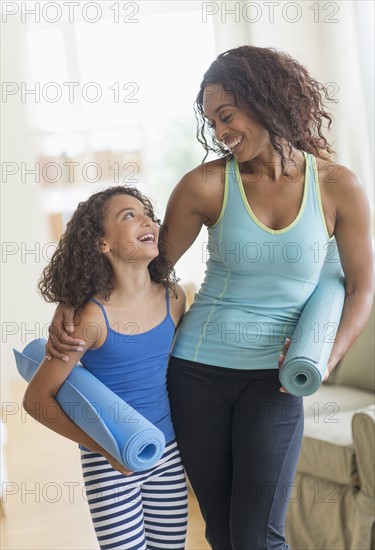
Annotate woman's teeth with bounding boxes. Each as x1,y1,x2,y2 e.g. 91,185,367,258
226,136,243,150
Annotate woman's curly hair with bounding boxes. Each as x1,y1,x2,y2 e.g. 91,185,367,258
39,186,177,310
195,45,336,172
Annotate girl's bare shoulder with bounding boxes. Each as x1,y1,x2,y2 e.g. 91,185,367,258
73,298,108,346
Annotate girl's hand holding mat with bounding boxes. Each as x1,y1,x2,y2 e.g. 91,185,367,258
16,338,166,472
102,451,134,477
19,329,116,464
18,298,166,472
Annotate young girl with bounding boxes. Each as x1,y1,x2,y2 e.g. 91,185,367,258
23,186,188,550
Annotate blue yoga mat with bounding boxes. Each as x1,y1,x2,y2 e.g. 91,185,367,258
279,241,345,396
14,339,166,471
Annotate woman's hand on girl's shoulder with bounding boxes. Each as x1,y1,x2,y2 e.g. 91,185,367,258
23,304,102,409
72,301,107,352
46,300,105,362
46,303,83,361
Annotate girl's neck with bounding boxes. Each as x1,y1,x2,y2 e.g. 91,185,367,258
109,267,155,303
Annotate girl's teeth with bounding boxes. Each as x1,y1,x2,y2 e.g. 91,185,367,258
139,234,154,242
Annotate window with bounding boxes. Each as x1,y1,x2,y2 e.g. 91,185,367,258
26,5,215,205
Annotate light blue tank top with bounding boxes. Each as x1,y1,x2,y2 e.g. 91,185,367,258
80,290,176,443
171,153,330,370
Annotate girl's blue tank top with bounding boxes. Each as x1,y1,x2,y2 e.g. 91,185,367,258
80,289,176,443
171,152,331,370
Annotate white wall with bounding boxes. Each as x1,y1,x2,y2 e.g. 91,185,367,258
1,19,55,400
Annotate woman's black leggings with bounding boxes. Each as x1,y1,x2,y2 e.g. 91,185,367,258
168,357,304,550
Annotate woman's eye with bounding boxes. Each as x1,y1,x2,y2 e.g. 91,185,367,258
221,114,232,123
123,212,134,219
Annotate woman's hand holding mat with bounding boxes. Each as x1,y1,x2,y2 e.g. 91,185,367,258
14,338,166,471
279,240,345,397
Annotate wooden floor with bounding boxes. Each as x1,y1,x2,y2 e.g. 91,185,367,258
1,380,210,550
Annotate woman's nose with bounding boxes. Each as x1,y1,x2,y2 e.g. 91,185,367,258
214,120,227,143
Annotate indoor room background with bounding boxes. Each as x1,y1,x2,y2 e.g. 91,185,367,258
1,1,374,548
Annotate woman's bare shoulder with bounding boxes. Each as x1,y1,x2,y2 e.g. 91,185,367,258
168,157,227,223
316,157,362,190
316,157,370,233
178,157,227,189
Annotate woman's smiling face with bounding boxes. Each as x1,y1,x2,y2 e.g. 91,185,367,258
202,83,271,162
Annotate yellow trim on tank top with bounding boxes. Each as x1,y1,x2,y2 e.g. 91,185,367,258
209,158,230,229
235,151,309,235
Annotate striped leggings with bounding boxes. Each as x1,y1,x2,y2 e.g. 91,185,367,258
81,439,188,550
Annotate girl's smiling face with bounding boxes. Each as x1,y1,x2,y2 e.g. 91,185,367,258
202,84,271,162
101,194,159,264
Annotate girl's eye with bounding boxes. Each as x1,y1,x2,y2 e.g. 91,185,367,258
221,114,232,123
207,120,215,130
123,212,134,219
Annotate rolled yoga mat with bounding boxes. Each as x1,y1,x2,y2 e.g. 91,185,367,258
14,338,166,471
279,241,345,396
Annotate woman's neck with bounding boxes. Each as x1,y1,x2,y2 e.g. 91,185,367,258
239,144,302,181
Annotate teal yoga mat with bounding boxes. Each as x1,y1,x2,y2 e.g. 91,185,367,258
279,241,345,396
14,339,166,471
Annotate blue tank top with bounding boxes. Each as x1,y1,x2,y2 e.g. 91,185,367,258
80,290,176,443
172,152,330,370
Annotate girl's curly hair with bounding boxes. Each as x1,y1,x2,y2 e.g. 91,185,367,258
195,45,336,172
39,186,177,310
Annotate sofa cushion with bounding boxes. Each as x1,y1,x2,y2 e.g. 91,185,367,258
298,408,359,486
299,386,374,486
352,405,375,498
303,384,375,418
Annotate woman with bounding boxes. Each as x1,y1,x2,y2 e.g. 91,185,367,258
47,46,374,549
